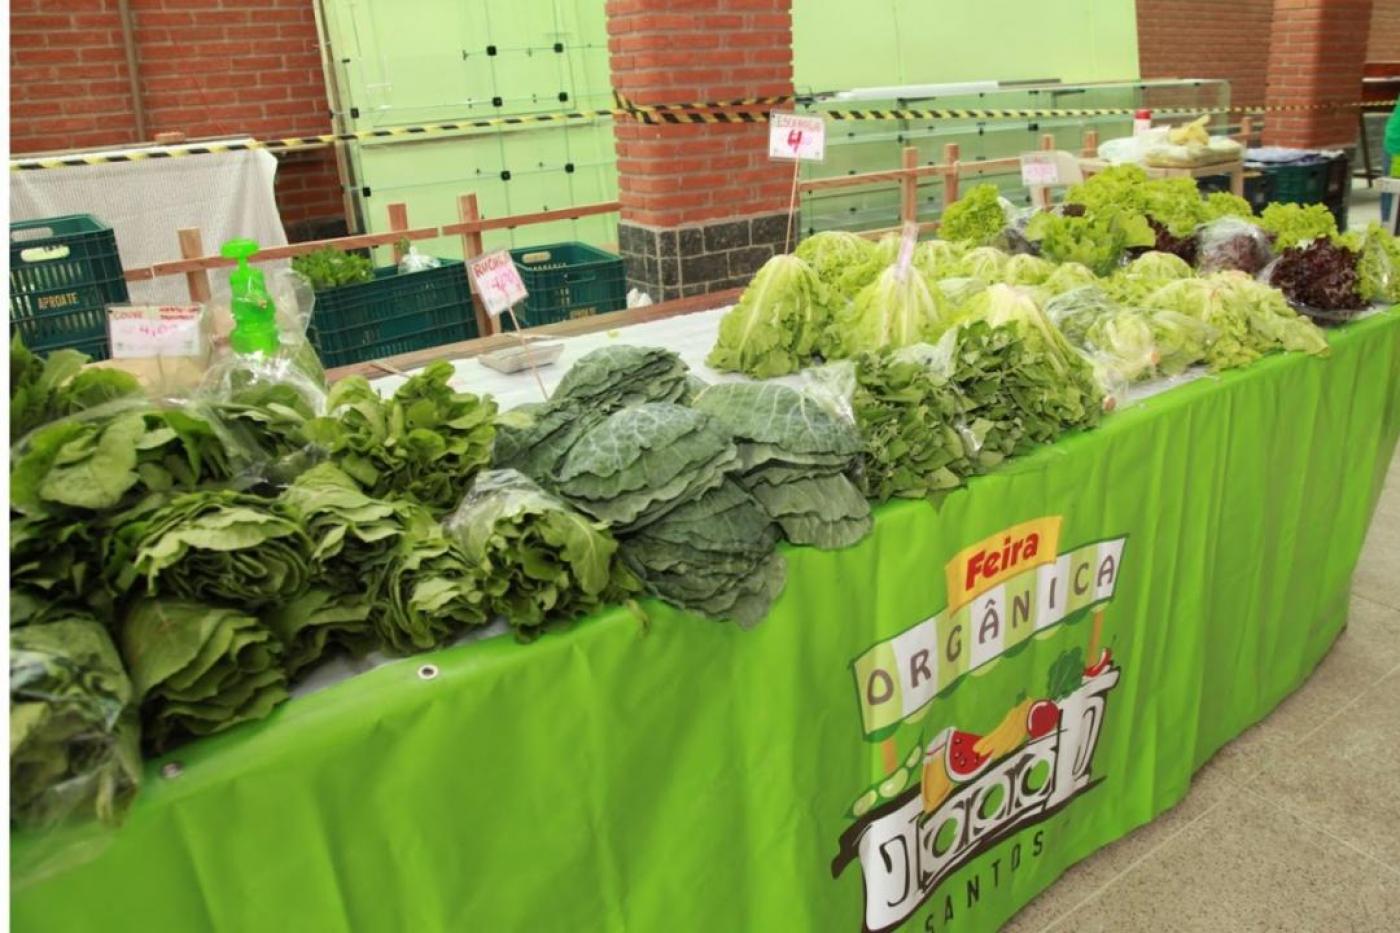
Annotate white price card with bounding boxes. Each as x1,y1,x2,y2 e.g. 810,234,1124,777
769,112,826,162
1019,150,1084,189
468,250,529,318
1020,152,1060,188
108,305,205,358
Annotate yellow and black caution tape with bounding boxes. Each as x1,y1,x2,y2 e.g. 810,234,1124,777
12,93,1395,170
9,109,620,171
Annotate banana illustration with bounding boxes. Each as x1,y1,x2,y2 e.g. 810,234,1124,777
973,698,1033,760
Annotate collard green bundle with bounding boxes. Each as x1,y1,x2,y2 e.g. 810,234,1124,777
492,399,606,486
446,469,639,637
555,403,739,530
107,490,311,609
691,382,870,549
551,345,691,412
620,480,786,629
707,254,837,378
11,615,142,829
307,360,496,515
120,600,288,753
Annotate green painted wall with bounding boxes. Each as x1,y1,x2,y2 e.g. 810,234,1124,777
319,0,1143,259
793,0,1140,92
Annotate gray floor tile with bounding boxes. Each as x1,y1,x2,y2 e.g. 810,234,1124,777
1250,669,1400,872
1001,761,1240,931
1043,791,1400,933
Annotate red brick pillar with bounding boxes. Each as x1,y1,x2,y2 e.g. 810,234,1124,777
1263,0,1373,148
607,0,794,301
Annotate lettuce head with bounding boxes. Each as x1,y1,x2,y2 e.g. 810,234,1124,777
707,254,836,378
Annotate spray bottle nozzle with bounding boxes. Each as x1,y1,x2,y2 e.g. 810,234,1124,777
220,238,279,355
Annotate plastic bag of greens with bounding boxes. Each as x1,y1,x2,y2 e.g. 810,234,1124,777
1196,217,1273,276
397,245,442,275
11,614,142,832
1045,286,1160,386
445,468,639,638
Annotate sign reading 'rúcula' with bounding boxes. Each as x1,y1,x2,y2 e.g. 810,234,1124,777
850,518,1127,737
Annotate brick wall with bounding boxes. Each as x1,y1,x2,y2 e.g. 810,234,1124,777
1265,0,1373,147
1136,0,1275,107
1370,0,1400,58
9,0,342,234
607,0,794,228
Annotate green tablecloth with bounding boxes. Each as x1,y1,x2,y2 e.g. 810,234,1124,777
13,311,1400,933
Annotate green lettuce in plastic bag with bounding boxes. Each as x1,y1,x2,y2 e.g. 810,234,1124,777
707,254,836,377
825,264,951,358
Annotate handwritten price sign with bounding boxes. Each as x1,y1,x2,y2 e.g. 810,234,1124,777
108,305,205,358
769,113,826,162
468,250,529,318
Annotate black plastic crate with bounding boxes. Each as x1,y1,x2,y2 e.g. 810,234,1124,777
307,259,479,367
500,242,625,331
10,214,130,360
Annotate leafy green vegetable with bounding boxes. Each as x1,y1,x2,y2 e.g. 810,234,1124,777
107,490,312,609
120,599,288,753
1355,224,1399,304
492,399,605,487
794,231,885,299
913,239,965,281
306,361,496,515
1146,309,1218,375
1003,253,1056,286
825,265,950,358
620,479,786,628
556,403,739,530
373,503,489,654
1039,262,1099,297
291,246,374,291
939,184,1009,247
1066,165,1210,236
1144,272,1328,370
551,345,690,412
692,382,870,549
957,246,1012,282
446,469,639,637
1046,287,1160,384
707,254,836,377
1203,192,1255,222
11,614,141,829
10,334,143,443
826,351,971,502
1025,208,1155,276
1046,646,1085,700
1259,202,1338,250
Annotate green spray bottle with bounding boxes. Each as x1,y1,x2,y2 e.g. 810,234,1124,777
221,238,280,355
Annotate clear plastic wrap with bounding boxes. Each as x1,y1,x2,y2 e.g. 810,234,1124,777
444,468,638,638
1045,286,1160,388
1196,217,1274,276
10,615,142,833
397,245,442,275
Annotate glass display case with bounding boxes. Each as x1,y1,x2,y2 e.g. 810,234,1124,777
795,78,1231,236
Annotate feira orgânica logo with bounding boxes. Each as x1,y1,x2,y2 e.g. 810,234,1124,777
831,516,1126,933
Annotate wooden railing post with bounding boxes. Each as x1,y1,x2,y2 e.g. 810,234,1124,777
387,202,409,265
1239,116,1254,145
1082,128,1099,158
900,146,919,227
941,143,961,218
178,227,212,302
457,193,493,338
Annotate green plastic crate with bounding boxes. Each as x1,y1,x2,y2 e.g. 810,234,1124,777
10,214,130,360
307,259,478,367
1262,160,1329,205
501,242,625,331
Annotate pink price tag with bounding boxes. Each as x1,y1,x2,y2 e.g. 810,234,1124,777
1020,154,1060,188
108,304,205,358
468,250,529,318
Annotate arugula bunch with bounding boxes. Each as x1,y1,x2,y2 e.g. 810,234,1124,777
307,361,496,515
373,504,489,653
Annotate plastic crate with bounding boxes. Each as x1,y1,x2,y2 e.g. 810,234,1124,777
501,242,625,331
10,214,130,360
307,259,479,367
1261,160,1329,205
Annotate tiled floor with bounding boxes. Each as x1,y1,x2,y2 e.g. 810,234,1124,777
1003,451,1400,931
